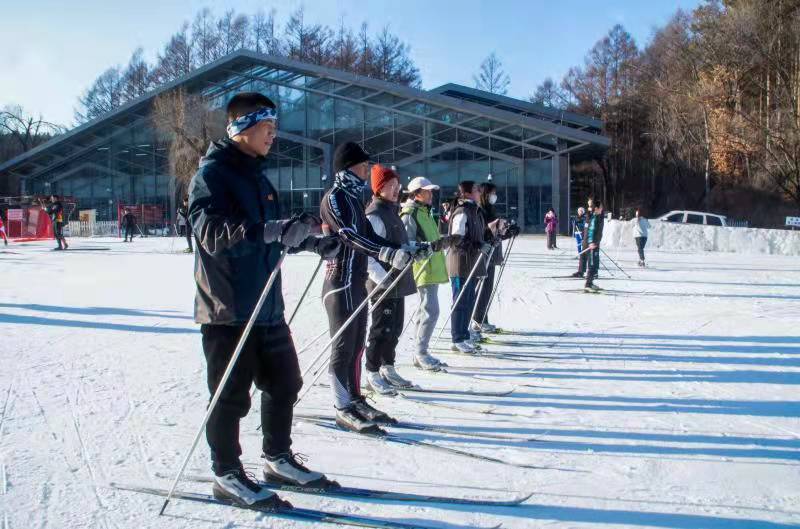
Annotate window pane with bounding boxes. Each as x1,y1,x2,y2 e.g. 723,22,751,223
686,214,703,224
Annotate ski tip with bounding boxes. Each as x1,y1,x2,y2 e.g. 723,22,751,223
513,492,534,504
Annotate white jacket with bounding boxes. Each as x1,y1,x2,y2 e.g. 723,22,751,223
632,217,651,238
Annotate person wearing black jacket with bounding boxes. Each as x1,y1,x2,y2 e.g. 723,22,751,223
44,195,68,250
574,198,593,278
187,92,340,509
584,202,605,291
122,209,136,242
447,181,492,354
471,182,510,334
319,142,417,434
177,197,193,253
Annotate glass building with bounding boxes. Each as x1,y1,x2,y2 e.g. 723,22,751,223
0,50,608,231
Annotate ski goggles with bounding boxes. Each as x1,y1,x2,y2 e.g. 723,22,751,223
226,107,278,138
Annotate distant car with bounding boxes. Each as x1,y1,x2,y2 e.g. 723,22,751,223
656,210,728,227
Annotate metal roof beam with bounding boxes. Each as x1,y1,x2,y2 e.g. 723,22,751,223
223,68,557,156
393,141,522,167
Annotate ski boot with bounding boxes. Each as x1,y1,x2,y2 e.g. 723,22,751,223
366,371,398,396
335,405,384,434
263,452,339,489
213,467,291,510
352,397,396,425
379,366,414,388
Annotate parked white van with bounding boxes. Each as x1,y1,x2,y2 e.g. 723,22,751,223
656,210,728,227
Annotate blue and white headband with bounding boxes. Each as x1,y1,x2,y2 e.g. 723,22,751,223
226,107,278,138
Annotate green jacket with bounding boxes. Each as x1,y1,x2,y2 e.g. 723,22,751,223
400,200,448,286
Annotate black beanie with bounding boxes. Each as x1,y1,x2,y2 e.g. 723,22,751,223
333,142,370,173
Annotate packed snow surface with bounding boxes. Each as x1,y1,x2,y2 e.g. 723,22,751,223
1,236,798,528
603,219,800,256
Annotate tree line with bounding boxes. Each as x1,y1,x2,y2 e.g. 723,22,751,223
75,7,421,123
525,0,800,225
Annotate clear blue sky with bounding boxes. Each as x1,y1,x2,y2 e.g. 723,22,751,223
1,0,703,126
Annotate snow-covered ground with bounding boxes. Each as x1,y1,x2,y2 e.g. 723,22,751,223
1,236,798,529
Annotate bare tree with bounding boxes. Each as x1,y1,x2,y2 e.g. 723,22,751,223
120,48,152,102
474,52,511,95
1,104,65,154
252,9,280,55
372,25,420,86
217,10,250,56
151,22,194,85
191,8,221,65
284,7,331,65
75,66,124,123
530,78,567,108
330,17,359,72
152,89,225,195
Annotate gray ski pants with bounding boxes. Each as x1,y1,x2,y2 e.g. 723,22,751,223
414,284,440,355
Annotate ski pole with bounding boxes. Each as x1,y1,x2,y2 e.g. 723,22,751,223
600,248,631,279
303,252,432,381
294,259,418,406
429,248,491,352
288,257,323,325
159,250,287,516
479,235,516,327
469,276,488,327
393,249,444,344
249,257,325,401
600,256,615,277
293,266,398,395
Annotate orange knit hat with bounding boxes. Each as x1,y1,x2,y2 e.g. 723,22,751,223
371,164,399,195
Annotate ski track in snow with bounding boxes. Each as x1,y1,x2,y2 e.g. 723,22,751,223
1,236,799,528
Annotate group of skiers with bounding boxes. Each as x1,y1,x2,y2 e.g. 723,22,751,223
183,91,520,509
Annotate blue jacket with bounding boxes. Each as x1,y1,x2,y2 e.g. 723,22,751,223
188,139,285,326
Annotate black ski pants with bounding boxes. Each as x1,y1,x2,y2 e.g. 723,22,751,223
365,296,404,372
201,322,302,475
322,278,368,409
472,262,496,325
54,221,67,248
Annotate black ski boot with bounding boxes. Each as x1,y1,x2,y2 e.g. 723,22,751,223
335,405,385,434
352,397,397,425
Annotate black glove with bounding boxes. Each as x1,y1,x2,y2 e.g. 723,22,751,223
290,235,341,258
430,235,452,252
314,235,341,258
480,242,494,257
264,213,321,248
502,224,521,239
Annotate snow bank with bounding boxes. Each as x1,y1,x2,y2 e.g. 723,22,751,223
603,219,800,256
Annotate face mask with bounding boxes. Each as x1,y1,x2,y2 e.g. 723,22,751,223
488,194,498,205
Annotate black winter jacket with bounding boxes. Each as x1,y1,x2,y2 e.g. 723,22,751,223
447,200,488,279
187,139,285,326
319,171,397,286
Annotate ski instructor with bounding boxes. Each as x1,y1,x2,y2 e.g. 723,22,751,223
188,92,340,509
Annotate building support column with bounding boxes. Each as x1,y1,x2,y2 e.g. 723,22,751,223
551,153,570,235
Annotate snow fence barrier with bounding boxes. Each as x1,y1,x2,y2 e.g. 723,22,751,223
602,219,800,256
